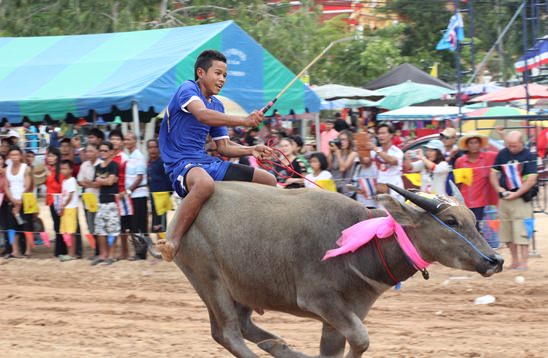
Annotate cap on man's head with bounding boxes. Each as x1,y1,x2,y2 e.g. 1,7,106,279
440,128,457,138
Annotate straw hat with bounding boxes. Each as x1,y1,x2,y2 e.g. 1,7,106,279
458,131,489,150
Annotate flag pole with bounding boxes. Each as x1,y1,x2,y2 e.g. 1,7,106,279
454,0,462,118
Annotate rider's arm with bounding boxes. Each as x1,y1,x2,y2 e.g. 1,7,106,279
187,100,261,127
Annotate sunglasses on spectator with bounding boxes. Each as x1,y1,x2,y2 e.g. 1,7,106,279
440,135,456,140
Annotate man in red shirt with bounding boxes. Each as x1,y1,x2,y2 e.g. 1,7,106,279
109,130,129,259
454,132,498,231
320,119,339,156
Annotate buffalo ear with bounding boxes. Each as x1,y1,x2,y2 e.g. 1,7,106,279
377,194,420,226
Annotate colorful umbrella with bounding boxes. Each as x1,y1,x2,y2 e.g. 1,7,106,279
470,83,548,103
461,106,532,138
313,84,384,101
373,81,452,110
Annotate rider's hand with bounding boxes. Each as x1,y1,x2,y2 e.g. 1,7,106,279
251,144,272,160
243,111,264,127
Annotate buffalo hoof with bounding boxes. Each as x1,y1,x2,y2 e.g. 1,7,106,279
258,339,307,358
156,239,176,262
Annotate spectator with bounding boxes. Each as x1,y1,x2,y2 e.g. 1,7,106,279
77,144,102,257
22,118,38,153
60,138,80,176
71,135,83,165
328,129,358,197
371,123,404,201
4,146,33,258
392,128,404,148
440,127,461,166
24,149,36,194
490,131,538,270
352,149,378,209
92,141,120,266
454,132,498,231
0,137,13,157
0,155,8,256
147,139,172,235
334,112,350,132
304,152,332,189
291,135,311,174
59,160,79,262
404,140,450,195
276,137,306,189
109,129,129,260
87,128,105,147
320,119,339,156
124,132,149,260
45,146,66,257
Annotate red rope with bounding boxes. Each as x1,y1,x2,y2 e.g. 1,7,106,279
257,139,323,189
374,237,399,284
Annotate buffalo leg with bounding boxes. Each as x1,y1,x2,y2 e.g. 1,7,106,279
304,296,369,358
178,264,258,358
319,323,346,357
235,303,282,343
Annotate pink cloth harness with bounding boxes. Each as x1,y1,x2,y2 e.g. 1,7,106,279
322,213,431,271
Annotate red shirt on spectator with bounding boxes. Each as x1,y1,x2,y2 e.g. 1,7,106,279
454,151,498,208
45,168,65,206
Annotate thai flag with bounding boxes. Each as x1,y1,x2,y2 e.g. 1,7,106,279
502,162,523,190
53,194,63,215
358,178,377,199
116,195,134,216
436,13,464,52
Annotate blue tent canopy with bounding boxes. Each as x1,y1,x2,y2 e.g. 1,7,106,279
0,21,321,123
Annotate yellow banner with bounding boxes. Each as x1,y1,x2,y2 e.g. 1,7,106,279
316,179,337,192
403,173,422,187
152,192,173,216
453,168,473,186
82,192,98,213
23,193,39,214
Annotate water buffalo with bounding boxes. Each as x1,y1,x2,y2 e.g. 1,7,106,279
167,181,503,358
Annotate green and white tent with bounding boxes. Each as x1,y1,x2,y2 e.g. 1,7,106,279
0,21,320,123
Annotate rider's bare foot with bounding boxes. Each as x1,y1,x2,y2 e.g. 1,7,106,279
156,239,177,262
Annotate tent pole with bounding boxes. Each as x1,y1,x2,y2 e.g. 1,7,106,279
300,114,306,140
314,112,320,151
132,101,141,151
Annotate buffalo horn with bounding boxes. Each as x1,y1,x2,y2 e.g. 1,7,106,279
448,180,465,205
386,183,447,214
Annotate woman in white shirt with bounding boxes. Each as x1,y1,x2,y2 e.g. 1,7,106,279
404,139,450,196
305,152,333,189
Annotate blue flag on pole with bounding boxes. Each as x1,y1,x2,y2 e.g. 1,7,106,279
436,13,465,51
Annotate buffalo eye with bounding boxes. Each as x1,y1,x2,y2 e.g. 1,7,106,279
444,218,459,227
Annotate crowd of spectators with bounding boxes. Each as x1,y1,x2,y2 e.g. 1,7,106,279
0,112,539,270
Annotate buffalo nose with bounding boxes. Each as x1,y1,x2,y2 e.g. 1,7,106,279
489,253,504,272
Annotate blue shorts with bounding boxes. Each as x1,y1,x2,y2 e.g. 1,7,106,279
170,160,231,197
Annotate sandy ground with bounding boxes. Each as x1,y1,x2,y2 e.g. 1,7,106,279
1,207,548,357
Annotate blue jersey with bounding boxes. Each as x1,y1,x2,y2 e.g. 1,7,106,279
159,80,229,176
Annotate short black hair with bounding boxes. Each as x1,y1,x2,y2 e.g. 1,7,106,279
1,137,13,145
377,122,395,134
291,135,304,148
194,50,227,81
309,152,328,171
60,159,74,169
8,145,22,154
24,149,35,155
100,141,114,150
147,138,159,147
60,138,72,145
108,129,124,141
88,128,105,140
86,143,99,150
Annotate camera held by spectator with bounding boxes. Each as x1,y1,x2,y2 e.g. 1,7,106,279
329,138,342,149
